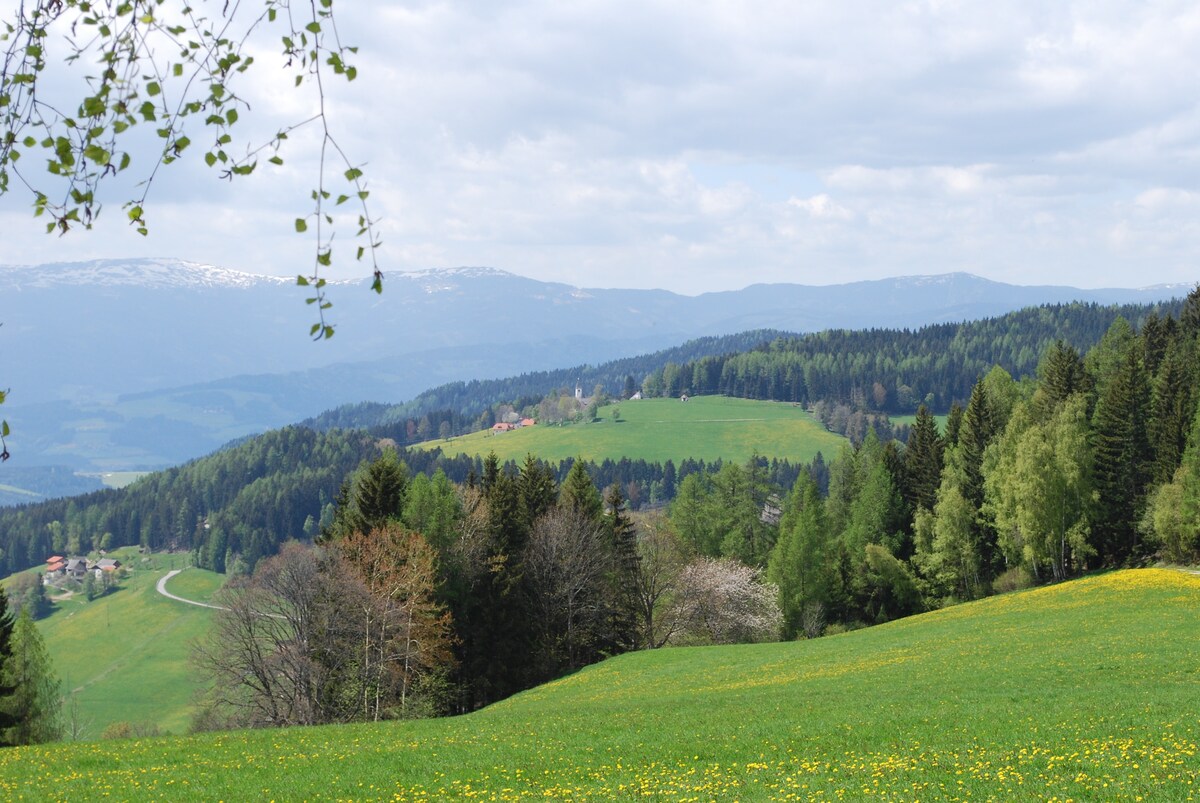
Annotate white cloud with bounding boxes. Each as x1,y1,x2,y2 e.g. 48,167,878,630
3,0,1200,292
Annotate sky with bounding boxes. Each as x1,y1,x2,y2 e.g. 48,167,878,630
2,0,1200,294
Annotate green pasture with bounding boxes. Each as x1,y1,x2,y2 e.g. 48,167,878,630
30,556,224,737
424,396,847,465
83,471,152,490
3,568,1197,800
891,412,950,432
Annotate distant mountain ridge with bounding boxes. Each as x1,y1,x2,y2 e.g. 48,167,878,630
0,257,1191,474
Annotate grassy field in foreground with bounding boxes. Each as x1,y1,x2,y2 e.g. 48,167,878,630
31,557,224,737
3,569,1197,800
423,395,847,465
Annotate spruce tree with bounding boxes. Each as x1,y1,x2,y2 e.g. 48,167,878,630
958,381,999,578
903,404,944,515
1091,347,1152,564
517,454,558,532
560,459,603,522
767,473,830,638
1038,340,1090,412
1148,337,1197,484
602,484,641,651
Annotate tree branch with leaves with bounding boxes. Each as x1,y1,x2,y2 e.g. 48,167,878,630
0,0,382,341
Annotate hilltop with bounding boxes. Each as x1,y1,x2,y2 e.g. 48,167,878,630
2,569,1196,799
423,396,845,466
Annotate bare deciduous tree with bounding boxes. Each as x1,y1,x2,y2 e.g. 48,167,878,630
632,513,690,649
525,506,607,672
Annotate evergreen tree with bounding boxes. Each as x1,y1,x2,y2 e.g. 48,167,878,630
517,455,558,532
0,609,62,746
0,589,17,741
322,450,409,541
903,405,944,515
943,402,964,448
1148,337,1197,484
767,473,830,638
1037,340,1090,412
1091,347,1152,564
957,379,1002,579
560,459,603,522
602,484,641,650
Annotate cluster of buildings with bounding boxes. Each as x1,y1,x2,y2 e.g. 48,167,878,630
42,555,122,584
491,418,537,433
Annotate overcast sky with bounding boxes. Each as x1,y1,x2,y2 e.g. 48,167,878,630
3,0,1199,294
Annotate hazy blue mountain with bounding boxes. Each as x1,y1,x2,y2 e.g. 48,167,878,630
0,258,1190,477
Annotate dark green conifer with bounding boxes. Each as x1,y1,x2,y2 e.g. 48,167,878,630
1091,348,1153,564
903,404,944,515
560,459,603,522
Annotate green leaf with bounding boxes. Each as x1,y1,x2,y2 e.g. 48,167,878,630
310,323,321,336
268,155,283,165
146,81,161,97
306,21,321,33
1,421,9,437
294,218,308,233
344,167,363,181
204,152,217,167
127,205,143,221
296,275,310,286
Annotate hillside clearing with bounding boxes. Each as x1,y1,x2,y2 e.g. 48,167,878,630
2,568,1196,800
23,555,225,736
421,396,847,465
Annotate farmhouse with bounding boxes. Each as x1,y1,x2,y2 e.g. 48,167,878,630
64,557,89,580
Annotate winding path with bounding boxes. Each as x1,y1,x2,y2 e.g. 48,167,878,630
156,569,226,610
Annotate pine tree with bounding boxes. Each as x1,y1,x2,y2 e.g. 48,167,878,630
0,609,62,746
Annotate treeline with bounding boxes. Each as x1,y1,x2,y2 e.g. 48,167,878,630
304,330,793,432
306,301,1183,452
637,300,1183,413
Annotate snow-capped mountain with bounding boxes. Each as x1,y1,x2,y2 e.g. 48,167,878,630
0,257,1190,473
0,257,296,290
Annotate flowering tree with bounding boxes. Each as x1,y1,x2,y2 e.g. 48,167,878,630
669,557,782,646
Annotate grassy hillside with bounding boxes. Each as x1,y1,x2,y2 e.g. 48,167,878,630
3,568,1197,799
424,396,847,465
13,554,224,737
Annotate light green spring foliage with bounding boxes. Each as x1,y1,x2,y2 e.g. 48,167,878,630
1,608,60,745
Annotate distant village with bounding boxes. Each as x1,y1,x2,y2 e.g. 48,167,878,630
42,555,123,587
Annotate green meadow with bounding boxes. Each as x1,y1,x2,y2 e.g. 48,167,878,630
3,568,1196,800
891,412,950,432
19,554,224,737
424,396,847,465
